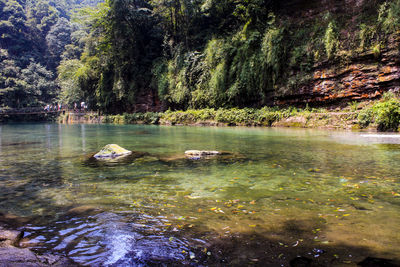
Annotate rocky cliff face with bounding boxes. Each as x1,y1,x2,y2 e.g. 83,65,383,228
276,0,400,107
277,37,400,106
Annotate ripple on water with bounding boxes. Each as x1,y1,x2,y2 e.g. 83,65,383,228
26,212,194,266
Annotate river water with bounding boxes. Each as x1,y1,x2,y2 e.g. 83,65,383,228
0,124,399,266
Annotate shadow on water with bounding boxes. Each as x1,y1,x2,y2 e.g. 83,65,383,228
0,160,66,217
1,141,43,147
183,215,400,266
198,231,400,266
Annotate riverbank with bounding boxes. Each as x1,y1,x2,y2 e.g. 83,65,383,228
59,93,400,132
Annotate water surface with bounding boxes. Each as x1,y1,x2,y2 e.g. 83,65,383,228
0,124,399,265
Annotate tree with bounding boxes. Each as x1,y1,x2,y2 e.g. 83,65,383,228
57,59,84,106
46,17,72,67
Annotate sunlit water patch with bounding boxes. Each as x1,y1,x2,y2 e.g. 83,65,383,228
0,124,400,265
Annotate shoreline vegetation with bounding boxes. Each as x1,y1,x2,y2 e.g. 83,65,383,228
59,93,400,132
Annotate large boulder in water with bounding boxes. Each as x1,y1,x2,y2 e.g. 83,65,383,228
94,144,132,159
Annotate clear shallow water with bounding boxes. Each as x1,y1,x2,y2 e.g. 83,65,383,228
0,124,400,266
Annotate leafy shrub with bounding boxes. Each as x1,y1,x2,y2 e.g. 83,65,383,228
256,107,281,126
349,101,359,112
378,0,400,34
103,113,161,124
357,93,400,131
215,108,257,125
357,108,374,128
372,98,400,131
324,21,339,59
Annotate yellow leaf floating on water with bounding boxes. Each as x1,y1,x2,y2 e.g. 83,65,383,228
249,225,256,227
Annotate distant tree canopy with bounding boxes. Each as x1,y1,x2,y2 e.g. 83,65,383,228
2,0,400,112
58,0,285,112
0,0,102,109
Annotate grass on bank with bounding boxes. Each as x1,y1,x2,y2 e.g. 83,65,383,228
102,106,326,126
98,92,400,132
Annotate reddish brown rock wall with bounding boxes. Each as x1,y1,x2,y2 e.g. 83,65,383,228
276,36,400,106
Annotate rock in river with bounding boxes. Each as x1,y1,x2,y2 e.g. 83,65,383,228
0,227,23,247
185,150,220,159
0,225,76,266
94,144,132,159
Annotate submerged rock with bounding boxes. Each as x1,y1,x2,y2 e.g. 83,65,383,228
0,224,77,266
94,144,132,159
0,227,23,247
67,205,100,215
185,150,220,159
0,247,76,266
162,150,245,162
0,247,39,265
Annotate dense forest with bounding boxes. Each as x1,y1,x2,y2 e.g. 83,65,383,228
1,0,400,114
0,0,102,109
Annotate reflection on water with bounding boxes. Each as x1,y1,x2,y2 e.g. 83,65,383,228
0,124,400,265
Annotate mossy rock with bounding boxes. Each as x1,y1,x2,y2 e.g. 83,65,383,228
94,144,132,159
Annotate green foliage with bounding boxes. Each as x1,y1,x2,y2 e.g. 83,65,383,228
324,21,339,59
161,109,214,124
372,95,400,131
103,112,161,124
123,112,160,124
357,108,374,128
378,0,400,34
98,101,400,132
358,93,400,131
349,101,359,112
215,108,256,125
74,0,163,113
0,0,101,109
57,59,84,106
154,18,288,109
4,0,400,114
358,23,377,51
160,106,298,126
